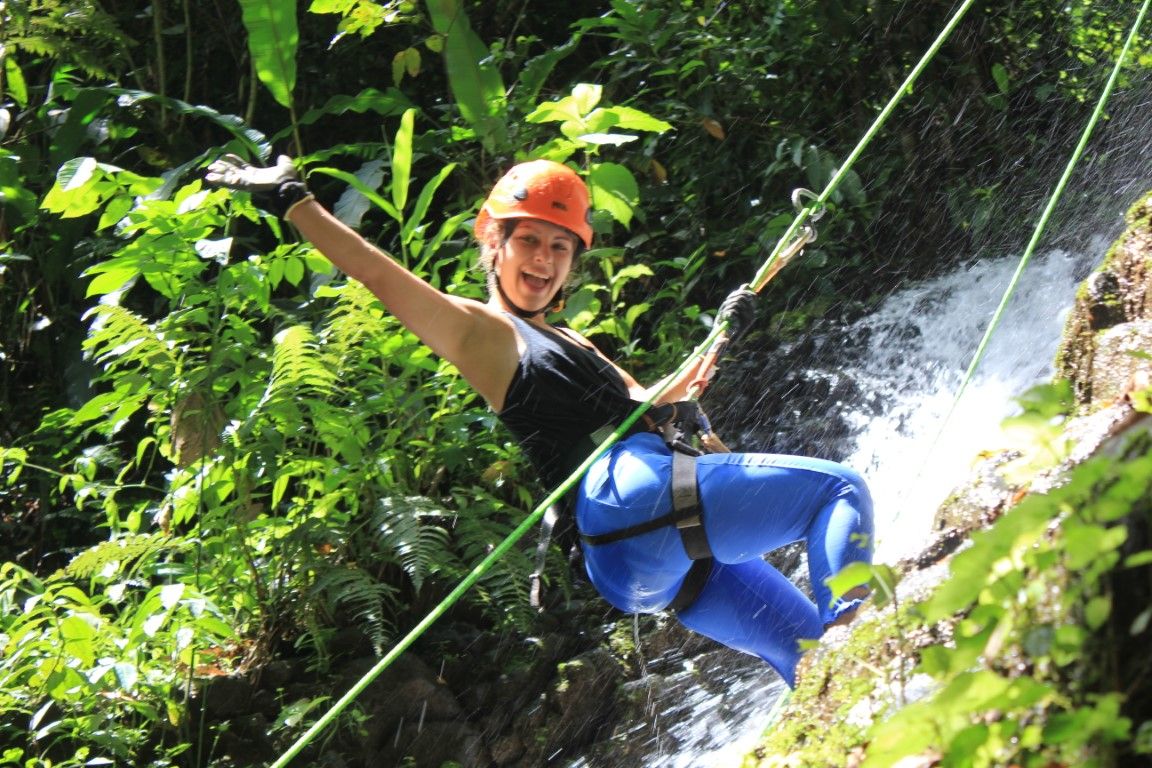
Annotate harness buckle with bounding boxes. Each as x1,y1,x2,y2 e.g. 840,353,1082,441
675,513,703,531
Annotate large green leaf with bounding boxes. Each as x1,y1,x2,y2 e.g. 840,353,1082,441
588,162,639,228
238,0,299,109
109,88,270,158
391,108,415,213
423,0,506,147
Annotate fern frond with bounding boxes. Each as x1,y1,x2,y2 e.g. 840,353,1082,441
320,281,389,356
449,507,535,626
65,532,170,581
309,564,398,654
372,495,457,593
267,324,338,401
4,1,133,79
83,305,177,380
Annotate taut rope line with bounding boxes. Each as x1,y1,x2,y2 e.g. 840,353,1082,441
885,0,1151,537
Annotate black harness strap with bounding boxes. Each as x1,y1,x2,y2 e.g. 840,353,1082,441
530,401,718,612
579,445,715,612
671,449,712,560
667,557,713,612
578,449,713,557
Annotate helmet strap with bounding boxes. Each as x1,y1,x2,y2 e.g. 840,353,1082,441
495,273,547,319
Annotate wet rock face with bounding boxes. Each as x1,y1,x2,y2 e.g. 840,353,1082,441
1056,191,1152,410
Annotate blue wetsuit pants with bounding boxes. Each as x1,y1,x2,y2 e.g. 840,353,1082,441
574,432,874,686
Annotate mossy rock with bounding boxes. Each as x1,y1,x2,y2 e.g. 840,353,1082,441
1055,189,1152,412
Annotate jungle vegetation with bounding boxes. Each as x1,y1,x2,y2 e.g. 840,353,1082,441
0,0,1149,765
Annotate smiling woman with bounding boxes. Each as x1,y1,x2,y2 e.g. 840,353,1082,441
205,154,875,687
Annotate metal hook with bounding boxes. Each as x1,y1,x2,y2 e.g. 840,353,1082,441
791,188,823,244
802,222,818,245
791,187,825,222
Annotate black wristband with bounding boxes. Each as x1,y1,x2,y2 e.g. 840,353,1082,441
273,180,313,218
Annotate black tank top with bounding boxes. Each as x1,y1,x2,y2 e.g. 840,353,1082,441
498,314,641,489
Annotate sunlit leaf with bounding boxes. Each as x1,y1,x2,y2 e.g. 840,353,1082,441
238,0,299,109
1084,594,1112,629
577,132,638,146
4,56,28,106
392,108,415,213
588,162,639,228
160,583,185,610
425,0,506,145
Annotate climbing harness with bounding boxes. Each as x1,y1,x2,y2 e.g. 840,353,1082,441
267,0,985,763
574,403,720,611
529,400,720,610
577,446,716,610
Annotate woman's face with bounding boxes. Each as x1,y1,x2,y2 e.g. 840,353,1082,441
494,219,577,314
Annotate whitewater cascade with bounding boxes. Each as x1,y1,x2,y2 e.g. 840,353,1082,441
572,242,1098,768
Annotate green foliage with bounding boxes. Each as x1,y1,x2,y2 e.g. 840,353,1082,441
526,82,672,231
308,0,419,44
309,106,467,268
239,0,301,111
424,0,508,150
997,381,1076,484
0,556,233,765
858,433,1152,767
2,0,1150,763
0,0,132,84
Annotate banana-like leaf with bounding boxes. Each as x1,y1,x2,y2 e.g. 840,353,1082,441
424,0,506,147
109,88,270,158
391,108,415,213
238,0,299,110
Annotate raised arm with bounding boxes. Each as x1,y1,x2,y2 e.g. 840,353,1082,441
206,155,519,407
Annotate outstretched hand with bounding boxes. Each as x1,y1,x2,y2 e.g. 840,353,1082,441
204,154,312,217
716,284,758,344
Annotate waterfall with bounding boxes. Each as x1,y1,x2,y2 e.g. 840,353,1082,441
840,243,1100,562
571,240,1102,768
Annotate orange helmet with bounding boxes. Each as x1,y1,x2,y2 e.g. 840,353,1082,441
475,160,593,248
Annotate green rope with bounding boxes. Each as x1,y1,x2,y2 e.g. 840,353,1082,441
949,0,1149,413
266,2,980,765
754,0,979,285
891,0,1151,534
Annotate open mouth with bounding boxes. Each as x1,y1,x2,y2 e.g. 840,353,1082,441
522,272,551,291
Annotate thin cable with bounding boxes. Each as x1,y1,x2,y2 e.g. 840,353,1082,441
266,1,981,764
885,0,1151,537
948,0,1148,418
751,0,980,289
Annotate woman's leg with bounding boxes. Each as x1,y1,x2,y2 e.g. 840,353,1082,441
676,559,824,687
695,453,874,624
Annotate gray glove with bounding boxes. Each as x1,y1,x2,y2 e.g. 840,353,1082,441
205,154,312,217
716,283,758,343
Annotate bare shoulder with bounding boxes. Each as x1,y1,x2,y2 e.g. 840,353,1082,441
446,296,523,410
553,324,596,350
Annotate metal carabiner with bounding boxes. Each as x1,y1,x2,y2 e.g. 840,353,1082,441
790,187,823,244
791,187,825,221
